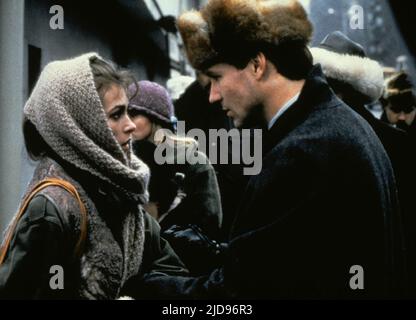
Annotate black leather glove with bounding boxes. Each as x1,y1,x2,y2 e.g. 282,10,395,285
162,224,227,276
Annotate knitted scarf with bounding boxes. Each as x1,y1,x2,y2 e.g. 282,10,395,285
23,53,149,203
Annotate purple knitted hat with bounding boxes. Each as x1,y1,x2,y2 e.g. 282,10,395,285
128,80,176,128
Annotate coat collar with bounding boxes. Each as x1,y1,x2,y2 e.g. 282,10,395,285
263,65,339,155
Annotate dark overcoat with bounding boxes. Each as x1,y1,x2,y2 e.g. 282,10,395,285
349,102,416,297
140,66,405,299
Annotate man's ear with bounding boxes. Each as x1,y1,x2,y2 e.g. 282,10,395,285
251,52,267,80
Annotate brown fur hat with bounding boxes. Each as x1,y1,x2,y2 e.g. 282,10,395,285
383,71,414,99
381,71,416,111
178,0,313,70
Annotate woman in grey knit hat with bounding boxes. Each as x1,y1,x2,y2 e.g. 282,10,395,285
128,80,224,275
0,53,188,299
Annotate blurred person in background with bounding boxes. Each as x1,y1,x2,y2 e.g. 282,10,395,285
380,71,416,139
128,80,223,275
311,31,414,296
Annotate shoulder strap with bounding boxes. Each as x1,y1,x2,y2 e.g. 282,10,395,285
0,178,88,265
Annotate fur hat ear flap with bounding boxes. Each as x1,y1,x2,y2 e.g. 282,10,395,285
177,10,218,70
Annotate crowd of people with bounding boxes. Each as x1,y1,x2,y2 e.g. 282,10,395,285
0,0,415,299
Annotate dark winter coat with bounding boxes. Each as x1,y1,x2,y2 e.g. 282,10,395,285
350,103,416,297
139,66,406,299
174,80,249,240
132,140,222,237
0,156,188,299
380,111,416,142
158,151,223,238
133,140,223,275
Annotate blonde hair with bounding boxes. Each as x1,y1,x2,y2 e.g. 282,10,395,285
152,123,198,149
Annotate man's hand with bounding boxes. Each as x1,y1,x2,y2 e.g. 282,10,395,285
162,224,227,276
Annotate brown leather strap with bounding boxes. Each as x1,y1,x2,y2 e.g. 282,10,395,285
0,178,88,265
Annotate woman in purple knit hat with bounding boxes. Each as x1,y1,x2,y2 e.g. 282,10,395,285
128,80,224,276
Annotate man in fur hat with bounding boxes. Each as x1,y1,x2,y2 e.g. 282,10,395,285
380,71,416,138
139,0,405,298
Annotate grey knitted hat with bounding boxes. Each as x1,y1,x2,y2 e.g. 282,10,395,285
128,80,176,129
23,52,149,203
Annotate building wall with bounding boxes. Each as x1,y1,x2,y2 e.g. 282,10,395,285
25,0,113,70
0,0,171,234
310,0,415,78
20,1,120,211
0,0,25,235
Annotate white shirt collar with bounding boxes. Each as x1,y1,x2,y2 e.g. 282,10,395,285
268,92,301,130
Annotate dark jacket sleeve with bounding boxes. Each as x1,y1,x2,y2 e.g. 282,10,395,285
160,159,223,237
182,161,223,235
139,267,227,299
126,211,227,300
0,195,68,299
121,213,191,298
141,213,189,276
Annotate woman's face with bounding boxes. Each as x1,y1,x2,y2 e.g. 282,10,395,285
131,114,153,141
102,84,136,153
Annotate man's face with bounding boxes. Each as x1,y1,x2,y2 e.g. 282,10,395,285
385,104,416,127
206,63,261,128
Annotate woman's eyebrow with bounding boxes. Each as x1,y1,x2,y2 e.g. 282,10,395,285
108,104,126,114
